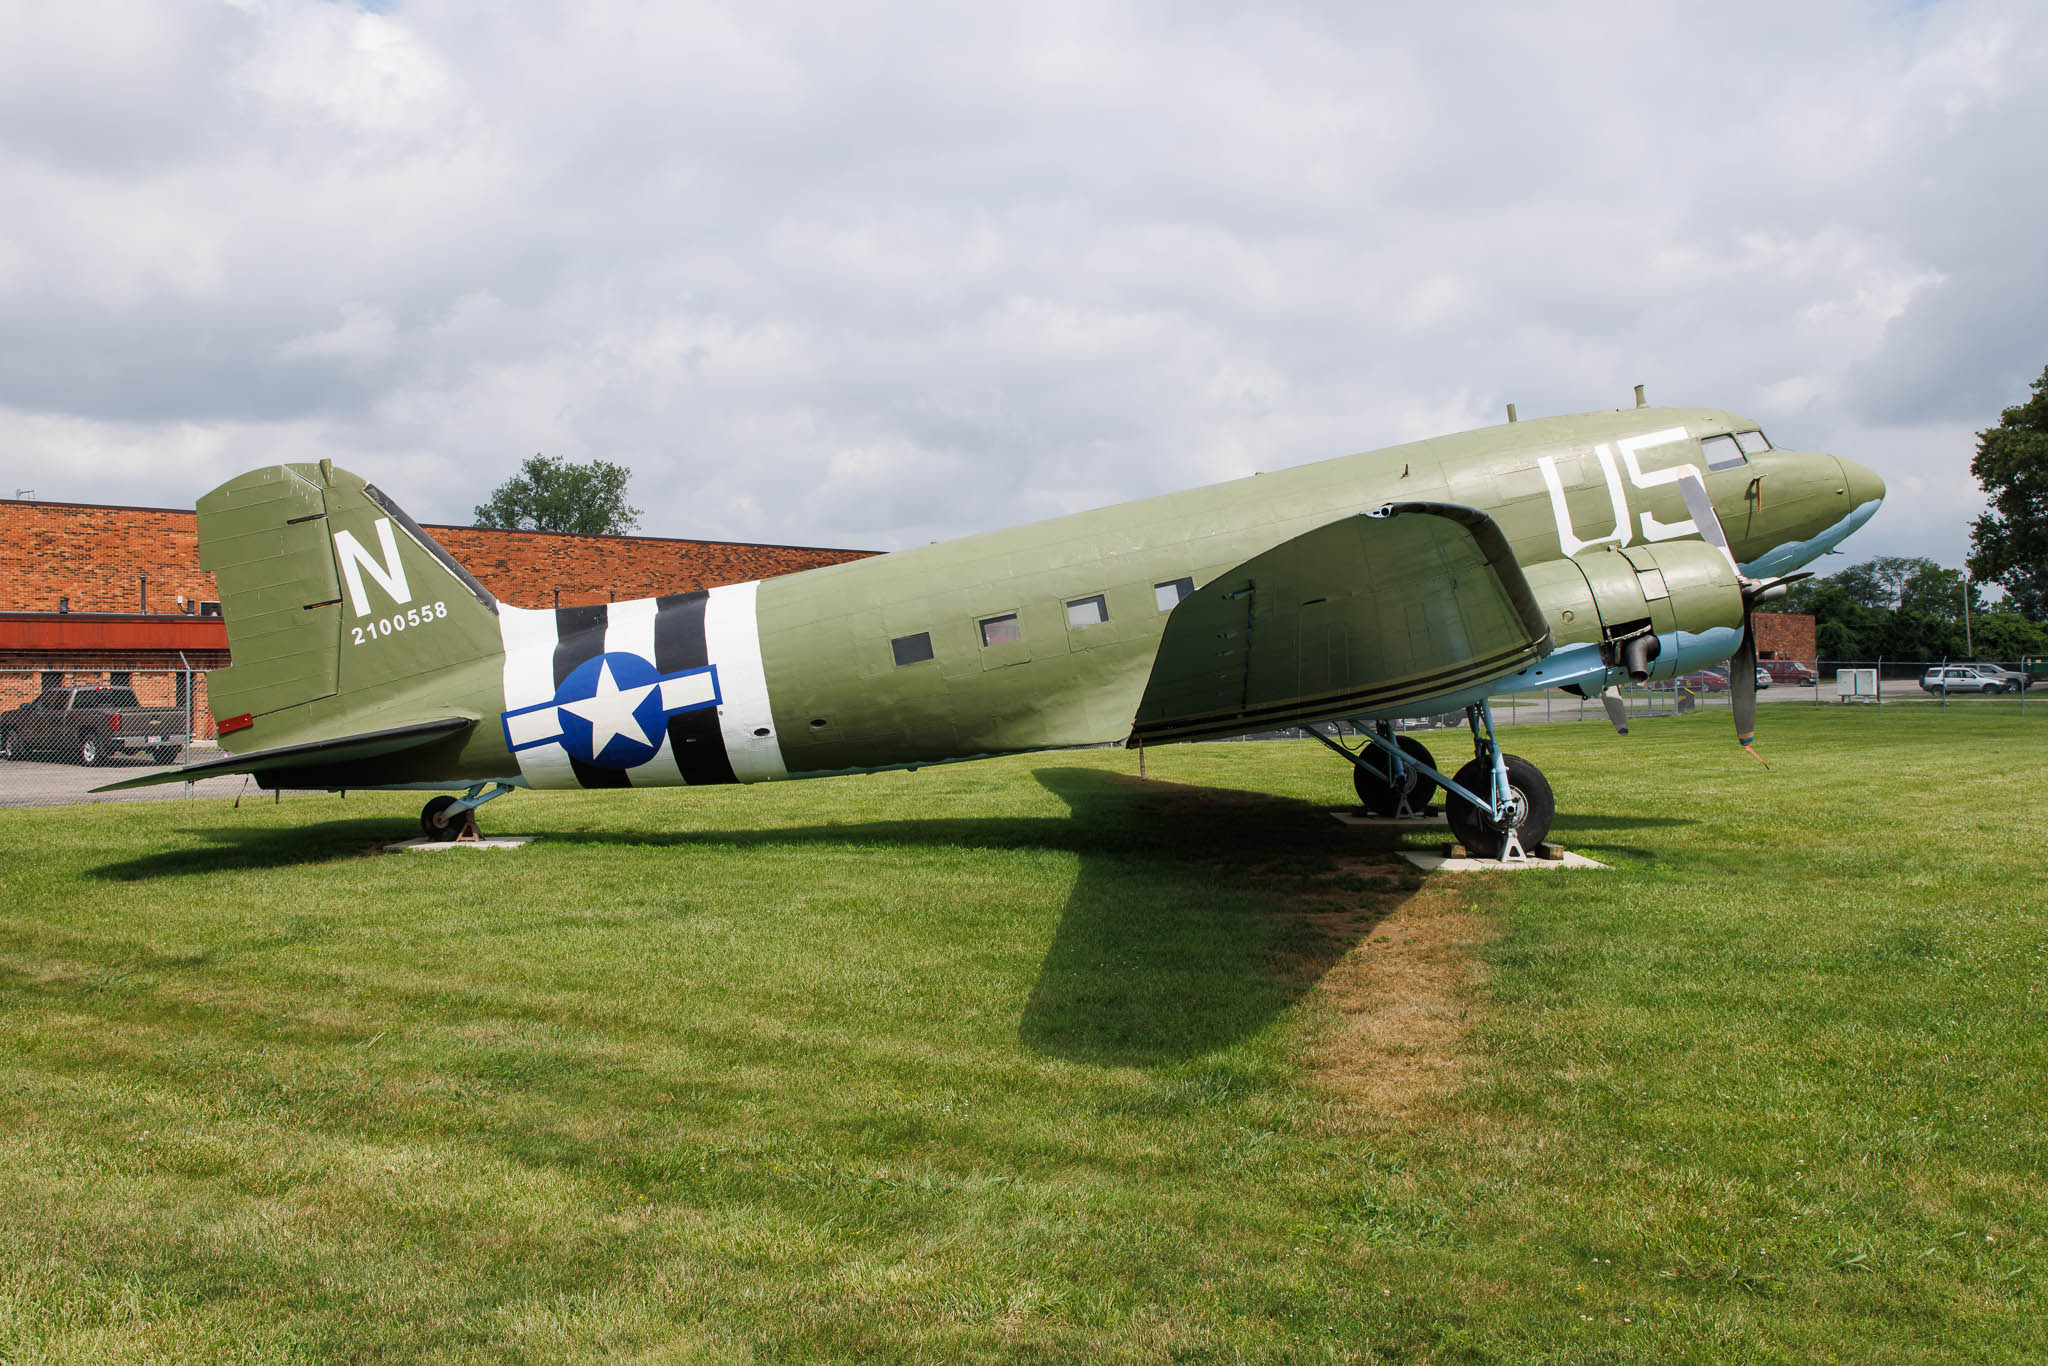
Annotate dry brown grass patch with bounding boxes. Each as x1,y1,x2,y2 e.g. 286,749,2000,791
1299,878,1490,1120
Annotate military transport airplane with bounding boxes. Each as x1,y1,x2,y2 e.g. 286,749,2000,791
101,390,1883,858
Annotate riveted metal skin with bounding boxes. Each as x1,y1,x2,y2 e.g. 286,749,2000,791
100,404,1882,796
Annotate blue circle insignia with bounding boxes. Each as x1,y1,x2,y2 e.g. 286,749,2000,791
553,651,668,768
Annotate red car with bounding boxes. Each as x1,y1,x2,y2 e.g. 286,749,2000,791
1667,668,1730,692
1760,659,1819,686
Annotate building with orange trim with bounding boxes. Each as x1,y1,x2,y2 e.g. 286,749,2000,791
0,496,876,730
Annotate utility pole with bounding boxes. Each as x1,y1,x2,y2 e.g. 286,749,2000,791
1962,570,1974,657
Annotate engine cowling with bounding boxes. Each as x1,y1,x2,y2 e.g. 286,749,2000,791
1522,542,1746,680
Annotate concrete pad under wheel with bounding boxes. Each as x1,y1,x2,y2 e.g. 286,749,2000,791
382,836,533,853
1329,809,1448,827
1402,844,1606,872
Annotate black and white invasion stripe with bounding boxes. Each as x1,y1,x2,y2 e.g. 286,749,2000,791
496,582,787,790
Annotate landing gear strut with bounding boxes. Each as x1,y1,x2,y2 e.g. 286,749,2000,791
1312,703,1554,861
420,782,516,842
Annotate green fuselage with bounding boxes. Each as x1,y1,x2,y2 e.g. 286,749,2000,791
187,405,1883,793
746,406,1879,777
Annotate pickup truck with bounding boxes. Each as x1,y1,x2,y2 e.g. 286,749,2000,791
0,687,188,766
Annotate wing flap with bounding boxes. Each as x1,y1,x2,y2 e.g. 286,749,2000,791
1133,502,1550,743
91,717,476,792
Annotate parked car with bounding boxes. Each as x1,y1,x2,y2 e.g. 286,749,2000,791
1919,665,2008,695
1959,662,2030,692
1666,668,1730,693
1760,659,1819,686
0,686,188,765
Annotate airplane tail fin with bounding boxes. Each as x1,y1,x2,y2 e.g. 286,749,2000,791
200,461,504,747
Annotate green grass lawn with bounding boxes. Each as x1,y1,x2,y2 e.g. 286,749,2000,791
1,705,2043,1363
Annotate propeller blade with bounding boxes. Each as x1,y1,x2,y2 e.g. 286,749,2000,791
1601,685,1629,735
1677,471,1740,578
1731,615,1769,766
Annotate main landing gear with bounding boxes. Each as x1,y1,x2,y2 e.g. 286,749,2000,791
420,782,516,842
1311,703,1555,861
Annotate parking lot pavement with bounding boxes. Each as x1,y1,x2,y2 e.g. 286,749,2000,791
0,753,254,808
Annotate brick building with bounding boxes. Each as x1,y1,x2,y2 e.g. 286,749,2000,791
1751,612,1818,663
0,496,875,734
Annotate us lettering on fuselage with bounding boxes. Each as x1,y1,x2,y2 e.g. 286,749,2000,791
1538,427,1703,556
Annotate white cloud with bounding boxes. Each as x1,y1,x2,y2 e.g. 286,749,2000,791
0,0,2042,570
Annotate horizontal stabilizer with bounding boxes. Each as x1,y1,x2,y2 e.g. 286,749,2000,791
91,717,476,792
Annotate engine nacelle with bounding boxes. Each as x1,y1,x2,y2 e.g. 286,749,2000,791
1523,542,1746,681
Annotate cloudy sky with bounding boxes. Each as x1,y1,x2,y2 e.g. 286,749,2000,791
1,1,2042,565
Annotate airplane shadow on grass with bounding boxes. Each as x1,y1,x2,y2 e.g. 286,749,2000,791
90,817,425,880
90,768,1449,1067
554,766,1429,1066
1014,768,1418,1066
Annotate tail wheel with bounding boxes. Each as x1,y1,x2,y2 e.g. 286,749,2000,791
420,795,468,842
1445,754,1554,859
1353,735,1440,815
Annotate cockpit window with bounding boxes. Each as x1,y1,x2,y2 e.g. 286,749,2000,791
1734,429,1771,455
1700,434,1746,470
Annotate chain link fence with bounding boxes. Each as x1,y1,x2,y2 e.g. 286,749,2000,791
0,663,253,808
1475,658,2048,728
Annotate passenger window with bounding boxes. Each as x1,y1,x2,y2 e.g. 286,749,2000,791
890,632,934,666
1734,430,1771,455
979,614,1022,647
1154,577,1194,612
1700,434,1745,470
1066,595,1108,628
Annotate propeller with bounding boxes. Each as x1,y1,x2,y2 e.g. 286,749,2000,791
1600,685,1629,735
1676,474,1810,764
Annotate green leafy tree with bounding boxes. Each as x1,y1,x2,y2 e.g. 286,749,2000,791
1781,557,1990,660
1809,555,1933,612
474,455,641,536
1971,610,2048,661
1896,561,1983,624
1967,364,2048,617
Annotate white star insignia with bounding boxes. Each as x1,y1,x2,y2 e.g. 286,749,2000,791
559,659,660,756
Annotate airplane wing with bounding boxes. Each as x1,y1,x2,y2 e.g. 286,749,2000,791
1131,502,1550,744
91,717,477,792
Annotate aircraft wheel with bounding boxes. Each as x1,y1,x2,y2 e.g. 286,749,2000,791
420,795,467,842
1445,754,1554,859
1353,735,1439,815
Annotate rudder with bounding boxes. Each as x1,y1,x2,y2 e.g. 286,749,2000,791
200,462,503,743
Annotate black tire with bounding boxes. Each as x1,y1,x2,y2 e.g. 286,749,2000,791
151,746,179,765
1445,754,1555,859
78,734,102,768
1353,735,1440,815
420,794,466,841
0,729,14,761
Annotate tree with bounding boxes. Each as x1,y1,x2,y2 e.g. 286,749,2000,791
1896,560,1983,624
474,455,641,536
1967,364,2048,618
1780,556,1982,660
1971,610,2048,661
